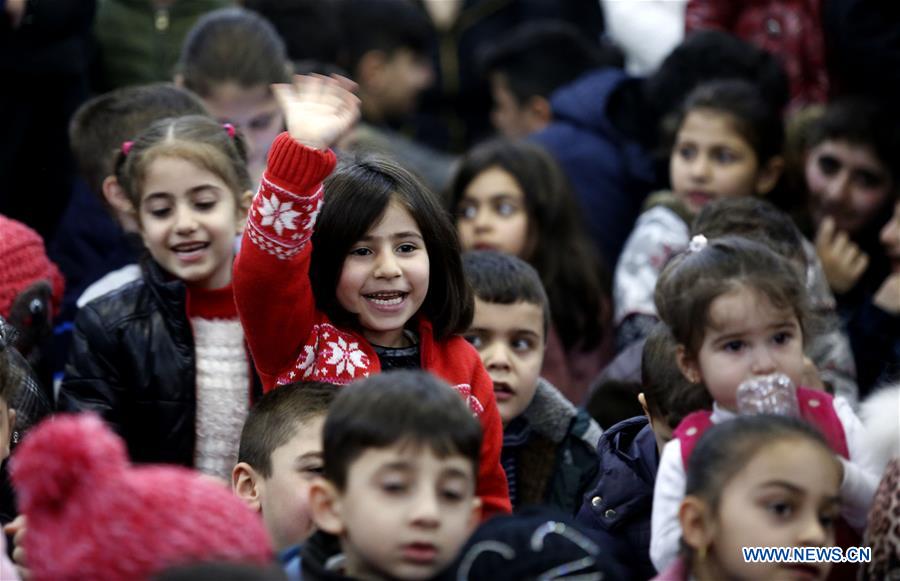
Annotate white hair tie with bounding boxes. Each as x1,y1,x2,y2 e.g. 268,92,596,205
688,234,708,253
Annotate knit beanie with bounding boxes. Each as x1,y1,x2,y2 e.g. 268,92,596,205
0,214,64,319
10,414,273,581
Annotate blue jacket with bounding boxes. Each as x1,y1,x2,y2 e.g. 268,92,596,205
576,415,658,580
531,68,657,266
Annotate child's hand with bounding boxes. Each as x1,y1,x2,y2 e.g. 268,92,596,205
873,272,900,315
272,74,361,151
801,356,826,391
815,217,869,294
4,515,29,579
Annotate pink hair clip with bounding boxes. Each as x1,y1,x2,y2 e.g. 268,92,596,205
223,123,236,138
121,141,134,156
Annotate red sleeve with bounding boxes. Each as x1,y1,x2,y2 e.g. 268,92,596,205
233,132,337,390
470,353,512,519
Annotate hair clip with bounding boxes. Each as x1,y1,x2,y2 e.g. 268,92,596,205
121,141,134,156
223,123,236,138
688,234,708,253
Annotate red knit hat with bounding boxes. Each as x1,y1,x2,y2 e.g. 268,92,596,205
0,214,64,319
10,414,273,580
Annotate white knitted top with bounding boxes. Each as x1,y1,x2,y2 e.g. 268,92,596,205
192,317,249,481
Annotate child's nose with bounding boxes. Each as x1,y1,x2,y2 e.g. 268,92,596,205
174,207,198,233
373,252,401,278
409,488,441,527
797,513,829,547
483,343,511,370
689,155,712,180
822,171,851,204
750,347,777,375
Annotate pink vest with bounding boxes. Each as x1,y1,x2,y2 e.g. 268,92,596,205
673,387,849,467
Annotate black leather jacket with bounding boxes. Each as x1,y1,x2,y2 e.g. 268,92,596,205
57,259,261,466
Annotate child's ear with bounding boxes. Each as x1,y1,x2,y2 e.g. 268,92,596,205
235,190,253,232
102,175,141,234
755,155,785,196
232,462,263,512
638,392,651,421
309,477,345,536
676,344,702,384
679,495,716,554
522,95,552,130
357,50,388,89
468,497,482,531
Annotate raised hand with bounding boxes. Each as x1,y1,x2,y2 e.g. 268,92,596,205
272,74,361,151
815,217,870,294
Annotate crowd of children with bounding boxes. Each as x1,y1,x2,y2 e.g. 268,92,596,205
0,2,898,580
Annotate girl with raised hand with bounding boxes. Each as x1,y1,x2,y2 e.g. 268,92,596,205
233,74,511,518
648,236,880,572
58,116,257,481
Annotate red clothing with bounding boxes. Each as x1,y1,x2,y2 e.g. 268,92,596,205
234,132,511,518
685,0,828,108
674,387,849,466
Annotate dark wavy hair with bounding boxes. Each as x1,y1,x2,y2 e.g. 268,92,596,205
311,154,474,340
449,138,609,350
655,236,811,358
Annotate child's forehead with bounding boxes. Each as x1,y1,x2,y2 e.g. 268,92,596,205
274,416,326,454
472,299,544,333
706,286,796,332
351,441,476,477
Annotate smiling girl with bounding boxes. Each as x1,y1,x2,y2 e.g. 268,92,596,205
233,74,510,518
58,116,256,480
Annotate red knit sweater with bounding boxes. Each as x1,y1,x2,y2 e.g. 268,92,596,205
234,132,511,518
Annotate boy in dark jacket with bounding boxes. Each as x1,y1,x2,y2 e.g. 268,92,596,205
576,323,711,580
462,251,601,515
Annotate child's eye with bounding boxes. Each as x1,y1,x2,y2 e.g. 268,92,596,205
457,203,477,220
249,113,276,131
511,338,534,351
817,155,841,176
676,144,696,160
854,170,885,190
772,331,793,345
463,334,484,349
381,481,408,495
299,464,324,478
712,148,738,164
495,201,518,217
349,247,372,256
723,340,745,352
767,500,794,519
148,207,172,218
440,488,465,503
194,200,217,211
396,243,417,253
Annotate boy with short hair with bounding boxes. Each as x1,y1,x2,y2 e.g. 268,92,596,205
303,370,482,581
575,323,712,580
461,251,601,515
232,381,339,578
479,21,619,139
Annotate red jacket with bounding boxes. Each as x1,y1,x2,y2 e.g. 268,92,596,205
686,0,828,108
234,132,511,518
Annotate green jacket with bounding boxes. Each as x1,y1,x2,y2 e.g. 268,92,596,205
94,0,230,90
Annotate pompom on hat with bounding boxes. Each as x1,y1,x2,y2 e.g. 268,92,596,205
10,414,273,580
0,214,64,319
